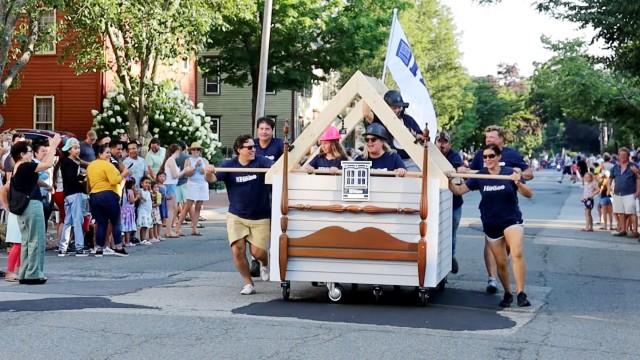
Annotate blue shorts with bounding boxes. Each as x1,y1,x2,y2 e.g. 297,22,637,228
599,196,612,206
483,219,524,241
164,184,177,198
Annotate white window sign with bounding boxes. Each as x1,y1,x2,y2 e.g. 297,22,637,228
341,161,371,201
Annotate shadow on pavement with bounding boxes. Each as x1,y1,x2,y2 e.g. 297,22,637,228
0,297,159,312
233,286,516,331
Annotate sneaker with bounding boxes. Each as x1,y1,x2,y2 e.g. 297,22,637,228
240,283,256,295
131,237,141,244
140,240,152,245
517,292,531,307
75,249,90,257
94,249,104,257
612,231,627,237
125,242,136,247
113,247,129,257
451,257,459,274
486,277,498,294
103,247,116,256
57,250,68,257
260,263,270,281
149,238,160,243
499,292,514,308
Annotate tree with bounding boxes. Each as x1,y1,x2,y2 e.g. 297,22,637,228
200,0,409,126
62,0,220,141
0,1,63,108
536,0,640,77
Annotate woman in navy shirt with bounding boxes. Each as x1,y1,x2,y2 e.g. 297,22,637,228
355,123,406,176
449,144,533,308
304,126,349,173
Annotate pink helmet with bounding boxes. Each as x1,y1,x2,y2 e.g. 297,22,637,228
319,126,340,141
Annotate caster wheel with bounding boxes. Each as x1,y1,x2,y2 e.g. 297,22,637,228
281,282,290,301
328,283,344,303
372,286,383,304
417,290,429,306
311,282,319,287
250,259,260,277
436,277,447,292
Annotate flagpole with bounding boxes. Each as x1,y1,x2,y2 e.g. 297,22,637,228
381,8,398,82
255,0,273,134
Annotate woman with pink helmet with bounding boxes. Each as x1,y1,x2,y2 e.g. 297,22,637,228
304,126,349,173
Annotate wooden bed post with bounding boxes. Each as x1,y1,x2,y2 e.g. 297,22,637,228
279,121,290,281
418,129,429,288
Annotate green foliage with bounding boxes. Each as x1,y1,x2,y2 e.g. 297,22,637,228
91,80,221,161
201,0,409,121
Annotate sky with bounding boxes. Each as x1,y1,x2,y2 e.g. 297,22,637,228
440,0,603,77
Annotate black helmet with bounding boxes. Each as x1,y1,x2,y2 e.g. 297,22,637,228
383,90,409,108
363,123,389,141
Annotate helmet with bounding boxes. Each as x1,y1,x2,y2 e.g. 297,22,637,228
363,123,389,141
383,90,409,108
319,126,341,141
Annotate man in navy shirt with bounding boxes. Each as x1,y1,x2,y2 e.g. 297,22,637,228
254,117,284,161
210,135,273,295
364,90,424,170
608,147,640,238
460,124,533,294
436,131,463,274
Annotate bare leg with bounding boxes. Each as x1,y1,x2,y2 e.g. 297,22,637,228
140,227,148,242
230,239,252,285
166,197,177,236
176,200,194,235
503,226,526,293
249,245,268,267
484,240,498,278
486,238,510,294
631,214,638,235
192,201,203,233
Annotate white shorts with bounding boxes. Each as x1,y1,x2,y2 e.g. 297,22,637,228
186,181,210,202
612,194,636,215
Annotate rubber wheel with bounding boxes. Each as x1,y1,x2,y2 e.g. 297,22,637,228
250,259,260,277
281,283,290,301
373,287,383,304
418,291,428,306
328,284,344,303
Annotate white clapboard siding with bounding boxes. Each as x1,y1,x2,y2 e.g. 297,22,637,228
270,173,451,288
437,190,453,281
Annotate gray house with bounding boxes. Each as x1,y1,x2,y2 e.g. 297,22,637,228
197,71,298,151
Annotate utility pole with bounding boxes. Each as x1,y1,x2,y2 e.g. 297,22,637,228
255,0,273,136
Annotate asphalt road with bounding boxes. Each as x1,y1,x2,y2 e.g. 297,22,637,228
1,170,639,360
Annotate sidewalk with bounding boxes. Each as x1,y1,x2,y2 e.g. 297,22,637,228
200,190,229,221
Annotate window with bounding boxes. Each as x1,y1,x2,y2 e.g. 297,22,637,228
36,9,56,55
345,169,355,185
209,115,220,139
181,58,190,73
33,96,55,130
205,75,220,95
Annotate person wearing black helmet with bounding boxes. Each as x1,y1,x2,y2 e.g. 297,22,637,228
355,123,407,176
364,90,424,170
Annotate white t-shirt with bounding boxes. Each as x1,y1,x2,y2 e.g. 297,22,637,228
123,156,147,188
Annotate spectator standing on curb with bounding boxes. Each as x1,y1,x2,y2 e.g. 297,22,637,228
12,135,61,284
175,142,206,236
609,147,640,238
254,117,284,161
57,138,89,256
79,130,97,166
1,179,22,282
174,142,189,231
210,135,273,295
436,131,463,274
86,144,130,257
161,144,184,238
123,141,147,188
145,138,166,178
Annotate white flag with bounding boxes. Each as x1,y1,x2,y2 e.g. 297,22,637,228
384,12,437,137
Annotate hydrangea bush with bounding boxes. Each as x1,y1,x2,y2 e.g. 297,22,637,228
91,80,220,160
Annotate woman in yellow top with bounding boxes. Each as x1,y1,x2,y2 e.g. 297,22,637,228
87,144,131,257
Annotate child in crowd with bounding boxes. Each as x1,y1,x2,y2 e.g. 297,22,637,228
137,177,155,245
598,170,613,230
581,172,600,231
121,178,138,246
151,181,163,241
156,172,169,236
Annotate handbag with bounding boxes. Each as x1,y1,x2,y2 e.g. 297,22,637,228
8,178,30,215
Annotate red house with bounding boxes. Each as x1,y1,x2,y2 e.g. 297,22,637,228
0,10,197,137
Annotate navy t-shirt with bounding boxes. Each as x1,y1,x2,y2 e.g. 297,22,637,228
470,147,529,171
309,155,346,169
355,152,405,170
444,149,464,209
465,166,522,227
610,163,638,196
216,156,273,220
372,113,423,159
255,137,284,162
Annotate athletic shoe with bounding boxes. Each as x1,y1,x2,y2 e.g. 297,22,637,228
451,257,459,274
131,237,141,244
517,292,531,307
94,249,104,257
140,240,152,245
486,278,498,294
260,263,270,281
149,238,160,243
612,231,627,237
75,249,90,257
113,247,129,257
499,292,513,308
240,283,255,295
103,247,116,256
57,250,68,257
125,242,136,247
19,278,47,285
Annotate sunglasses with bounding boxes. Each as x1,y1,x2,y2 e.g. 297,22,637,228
364,137,379,143
241,145,255,150
483,153,497,159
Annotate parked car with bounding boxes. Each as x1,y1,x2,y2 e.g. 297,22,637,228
11,128,76,152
